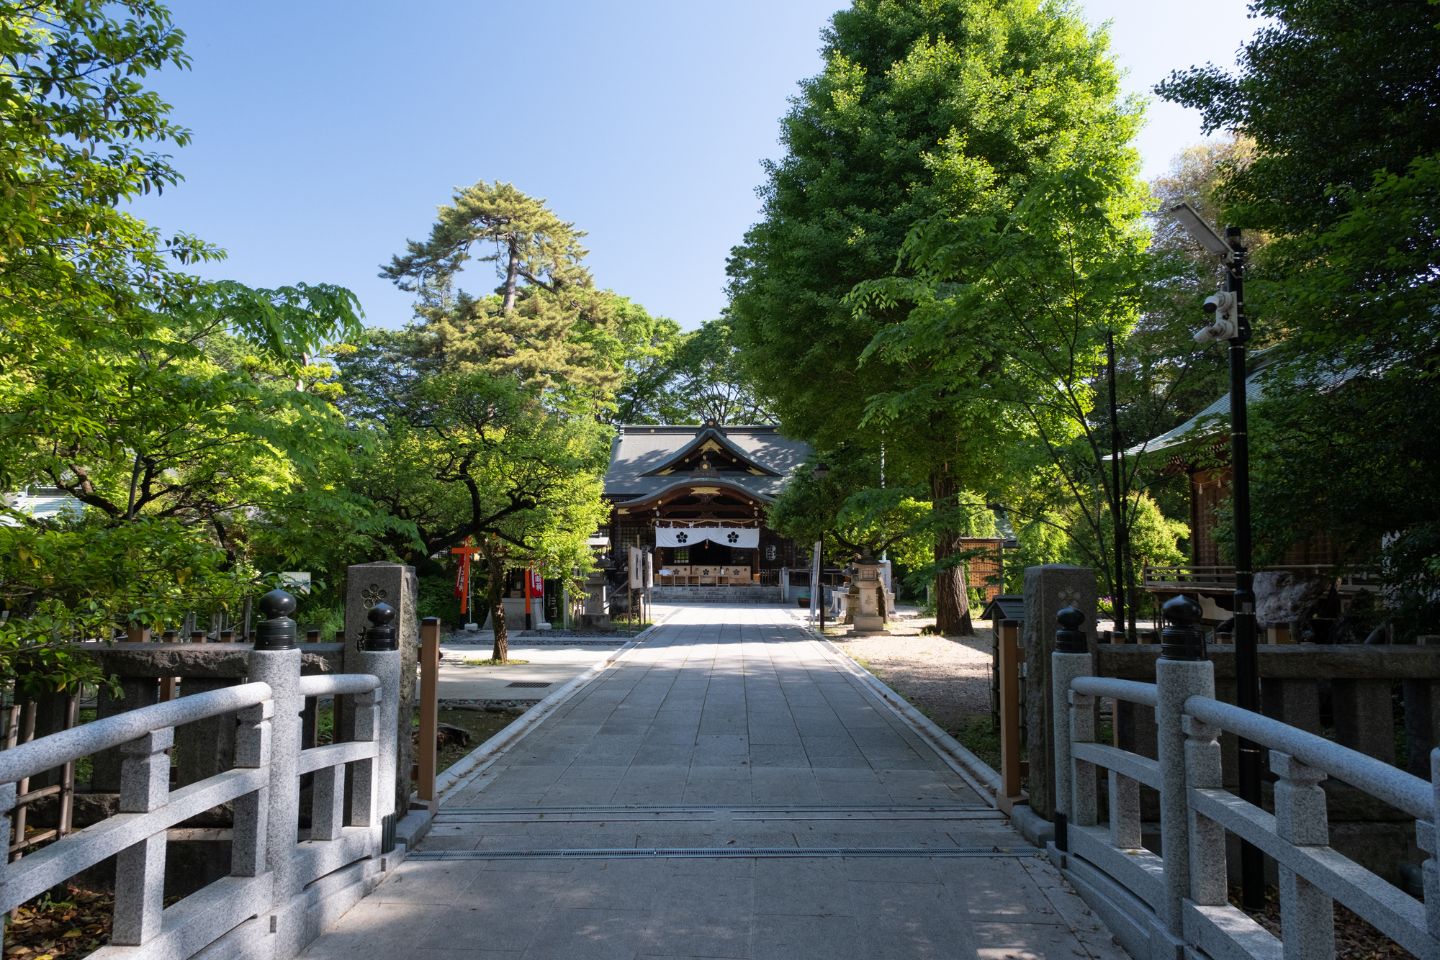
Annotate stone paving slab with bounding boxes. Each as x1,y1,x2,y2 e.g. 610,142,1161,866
302,604,1129,960
437,641,626,702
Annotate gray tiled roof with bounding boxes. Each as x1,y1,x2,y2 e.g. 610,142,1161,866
604,424,811,503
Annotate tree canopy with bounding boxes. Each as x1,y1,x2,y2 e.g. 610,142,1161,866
730,0,1148,632
1159,0,1440,622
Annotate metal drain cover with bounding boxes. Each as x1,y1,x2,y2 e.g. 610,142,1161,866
505,681,552,689
410,846,1039,861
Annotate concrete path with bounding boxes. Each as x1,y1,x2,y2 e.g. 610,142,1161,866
436,640,627,702
303,604,1126,960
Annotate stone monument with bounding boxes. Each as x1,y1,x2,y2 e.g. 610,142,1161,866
851,559,892,633
344,562,419,813
1022,564,1097,820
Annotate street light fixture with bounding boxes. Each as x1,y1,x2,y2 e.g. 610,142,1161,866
1168,201,1264,910
813,462,830,634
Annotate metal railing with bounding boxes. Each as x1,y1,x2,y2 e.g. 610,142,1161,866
0,591,403,960
1053,597,1440,960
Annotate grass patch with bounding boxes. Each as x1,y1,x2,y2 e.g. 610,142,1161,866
944,714,1002,773
461,657,531,666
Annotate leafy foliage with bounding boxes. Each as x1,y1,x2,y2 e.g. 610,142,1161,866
1159,0,1440,623
731,0,1148,632
618,316,774,425
0,1,365,688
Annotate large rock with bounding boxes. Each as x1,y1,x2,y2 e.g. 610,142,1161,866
1254,571,1330,629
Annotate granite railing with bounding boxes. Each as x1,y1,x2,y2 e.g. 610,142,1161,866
0,590,402,960
1053,597,1440,960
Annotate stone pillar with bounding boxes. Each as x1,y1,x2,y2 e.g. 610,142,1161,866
360,604,403,854
1051,606,1092,852
1155,595,1216,948
1271,752,1336,959
1023,565,1097,819
582,570,610,629
248,590,303,959
344,562,418,813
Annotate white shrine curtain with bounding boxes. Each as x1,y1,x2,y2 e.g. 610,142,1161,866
655,527,760,549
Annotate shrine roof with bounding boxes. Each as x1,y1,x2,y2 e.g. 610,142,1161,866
604,423,811,502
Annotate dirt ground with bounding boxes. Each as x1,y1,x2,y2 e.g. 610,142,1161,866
823,609,1000,769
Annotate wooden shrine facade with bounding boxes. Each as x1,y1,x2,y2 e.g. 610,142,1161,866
602,422,811,585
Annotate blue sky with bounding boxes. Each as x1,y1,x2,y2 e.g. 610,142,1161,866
135,1,1259,332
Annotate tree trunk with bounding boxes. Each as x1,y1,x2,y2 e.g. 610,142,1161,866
487,545,508,662
931,464,974,636
502,238,520,314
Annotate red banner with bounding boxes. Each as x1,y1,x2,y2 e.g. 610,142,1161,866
451,539,475,615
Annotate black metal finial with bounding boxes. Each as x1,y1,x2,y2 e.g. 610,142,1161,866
1160,595,1206,661
1055,605,1088,654
363,602,398,651
254,589,299,650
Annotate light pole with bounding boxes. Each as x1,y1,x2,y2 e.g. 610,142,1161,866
1169,202,1263,909
813,462,830,633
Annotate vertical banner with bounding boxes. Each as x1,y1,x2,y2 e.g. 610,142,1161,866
450,539,475,616
629,546,645,589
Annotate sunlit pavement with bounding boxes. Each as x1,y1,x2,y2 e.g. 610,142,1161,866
303,604,1126,960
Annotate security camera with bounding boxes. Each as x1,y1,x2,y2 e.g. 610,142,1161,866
1194,291,1238,343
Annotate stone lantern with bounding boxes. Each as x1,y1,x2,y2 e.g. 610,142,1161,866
851,557,892,633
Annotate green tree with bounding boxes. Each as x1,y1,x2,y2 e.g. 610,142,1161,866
611,300,684,424
620,317,775,425
332,335,610,660
382,180,631,412
1158,0,1440,621
733,0,1145,633
0,2,366,686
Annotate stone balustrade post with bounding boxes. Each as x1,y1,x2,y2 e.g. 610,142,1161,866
359,602,402,853
1425,749,1440,944
231,701,272,877
1155,595,1215,947
1069,689,1098,833
1051,605,1092,852
1271,752,1335,960
0,782,12,953
111,728,173,945
1184,713,1227,908
247,589,303,956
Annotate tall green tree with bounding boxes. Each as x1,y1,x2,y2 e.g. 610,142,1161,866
382,180,631,412
730,0,1145,632
1158,0,1440,625
0,2,366,687
619,317,775,425
332,331,609,660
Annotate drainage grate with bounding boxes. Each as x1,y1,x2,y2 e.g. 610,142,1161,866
505,681,553,689
441,804,987,815
411,845,1038,861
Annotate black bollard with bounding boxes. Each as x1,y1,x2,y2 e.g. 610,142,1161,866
254,589,298,651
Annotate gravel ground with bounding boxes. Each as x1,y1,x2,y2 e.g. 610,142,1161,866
823,610,995,733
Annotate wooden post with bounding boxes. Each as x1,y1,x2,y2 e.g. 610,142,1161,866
997,619,1024,812
416,617,441,810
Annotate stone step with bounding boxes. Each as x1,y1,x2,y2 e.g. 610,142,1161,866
649,586,784,604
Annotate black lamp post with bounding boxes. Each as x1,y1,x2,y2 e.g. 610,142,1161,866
1169,201,1263,910
813,462,830,633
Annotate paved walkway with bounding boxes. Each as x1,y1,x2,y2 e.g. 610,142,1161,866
303,605,1125,960
436,639,625,702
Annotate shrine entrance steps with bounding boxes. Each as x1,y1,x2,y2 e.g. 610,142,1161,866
649,585,783,604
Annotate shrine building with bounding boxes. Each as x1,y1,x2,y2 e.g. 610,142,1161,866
602,422,811,591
